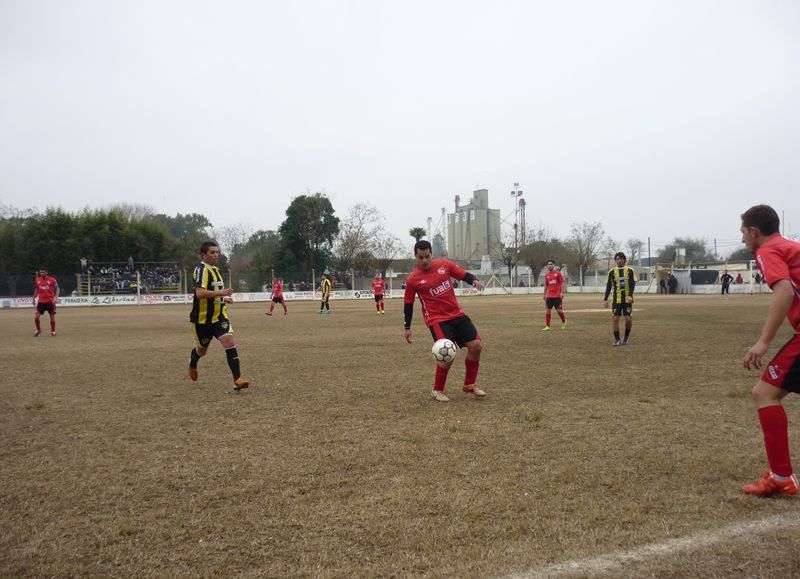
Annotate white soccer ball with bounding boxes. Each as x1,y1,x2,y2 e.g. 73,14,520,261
431,338,458,364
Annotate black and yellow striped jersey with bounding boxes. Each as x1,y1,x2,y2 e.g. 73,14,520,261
320,278,331,297
604,266,636,304
189,262,228,324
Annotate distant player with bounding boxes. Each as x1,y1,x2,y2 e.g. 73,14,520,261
739,205,800,496
33,267,59,337
372,274,386,315
542,259,566,331
266,277,287,316
720,270,733,296
603,252,636,346
403,239,487,402
188,241,249,391
318,274,331,314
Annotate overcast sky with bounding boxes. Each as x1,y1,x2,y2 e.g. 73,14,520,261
1,0,798,257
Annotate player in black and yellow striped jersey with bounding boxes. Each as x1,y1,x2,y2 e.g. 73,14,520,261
188,241,249,391
318,273,331,314
603,251,636,346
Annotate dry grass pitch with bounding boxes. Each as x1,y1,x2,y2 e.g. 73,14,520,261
3,294,800,578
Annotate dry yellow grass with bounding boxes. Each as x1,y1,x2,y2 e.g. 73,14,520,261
2,294,800,578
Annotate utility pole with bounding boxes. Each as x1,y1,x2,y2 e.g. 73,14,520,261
714,238,717,261
510,182,524,287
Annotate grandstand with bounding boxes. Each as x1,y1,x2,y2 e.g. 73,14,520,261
77,261,181,296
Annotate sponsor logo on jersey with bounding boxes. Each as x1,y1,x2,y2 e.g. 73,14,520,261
430,280,452,296
768,364,782,380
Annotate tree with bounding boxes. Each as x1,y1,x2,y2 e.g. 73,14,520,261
333,204,381,275
149,212,214,269
600,236,620,270
230,229,283,291
517,226,577,284
0,215,32,295
278,193,339,273
568,222,605,281
491,230,520,285
727,247,753,262
409,227,426,242
656,238,715,264
372,232,403,278
625,238,644,264
107,203,156,221
215,223,254,260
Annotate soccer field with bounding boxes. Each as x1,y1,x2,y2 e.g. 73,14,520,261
3,294,800,578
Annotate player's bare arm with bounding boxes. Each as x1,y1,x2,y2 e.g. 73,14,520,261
195,286,233,299
743,279,794,370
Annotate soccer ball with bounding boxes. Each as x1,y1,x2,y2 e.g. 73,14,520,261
431,338,457,364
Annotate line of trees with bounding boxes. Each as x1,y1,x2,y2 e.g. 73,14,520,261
1,193,410,293
2,196,752,294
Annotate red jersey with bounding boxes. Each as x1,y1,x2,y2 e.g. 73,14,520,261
755,235,800,333
372,278,385,296
34,275,59,304
272,280,283,297
544,270,564,298
404,258,468,326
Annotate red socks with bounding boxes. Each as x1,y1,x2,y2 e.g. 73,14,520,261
465,359,480,386
557,310,565,322
35,318,41,332
50,318,56,332
545,312,551,326
435,360,481,391
758,405,793,477
434,365,450,391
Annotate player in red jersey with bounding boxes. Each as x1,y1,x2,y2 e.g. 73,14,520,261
33,267,59,337
403,240,487,402
266,277,287,316
372,274,386,315
739,205,800,496
542,260,567,331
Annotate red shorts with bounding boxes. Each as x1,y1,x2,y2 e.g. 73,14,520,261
763,334,800,393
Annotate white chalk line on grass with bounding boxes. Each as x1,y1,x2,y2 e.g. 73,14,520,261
505,512,800,579
566,308,645,313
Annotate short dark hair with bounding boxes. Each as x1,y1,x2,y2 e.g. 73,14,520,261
414,240,432,255
546,259,555,265
741,205,780,235
614,252,626,261
199,240,219,255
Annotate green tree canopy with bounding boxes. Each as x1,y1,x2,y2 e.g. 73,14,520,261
727,247,753,262
656,237,715,263
278,193,339,272
409,227,426,242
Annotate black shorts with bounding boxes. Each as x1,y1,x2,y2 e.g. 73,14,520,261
612,303,633,316
429,315,480,348
545,297,562,309
193,319,233,349
374,294,384,302
37,303,55,315
271,296,284,304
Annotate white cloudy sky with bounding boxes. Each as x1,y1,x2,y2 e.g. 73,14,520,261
1,0,798,256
